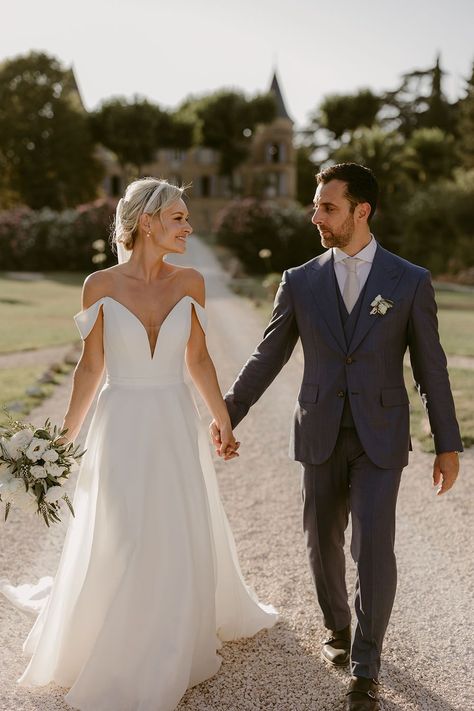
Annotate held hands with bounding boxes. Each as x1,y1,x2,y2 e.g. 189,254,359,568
432,452,459,495
209,420,240,461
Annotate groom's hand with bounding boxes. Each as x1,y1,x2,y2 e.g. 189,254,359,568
209,420,240,461
432,452,459,495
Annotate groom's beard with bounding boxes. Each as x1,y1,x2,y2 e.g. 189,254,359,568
319,214,355,249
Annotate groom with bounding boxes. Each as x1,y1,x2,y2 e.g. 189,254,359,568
211,163,462,710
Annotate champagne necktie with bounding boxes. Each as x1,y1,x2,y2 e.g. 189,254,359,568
342,257,361,314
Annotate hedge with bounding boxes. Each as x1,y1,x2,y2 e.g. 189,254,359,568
215,198,322,274
0,199,117,271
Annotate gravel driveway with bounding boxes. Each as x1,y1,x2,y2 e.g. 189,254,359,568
1,237,472,711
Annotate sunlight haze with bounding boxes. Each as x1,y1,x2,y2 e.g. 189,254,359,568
4,0,474,126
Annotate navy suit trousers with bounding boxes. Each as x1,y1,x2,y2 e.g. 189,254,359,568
301,427,402,679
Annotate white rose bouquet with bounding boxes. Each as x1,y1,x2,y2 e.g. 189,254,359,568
0,413,85,527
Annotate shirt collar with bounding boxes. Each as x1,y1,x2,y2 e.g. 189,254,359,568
333,235,377,264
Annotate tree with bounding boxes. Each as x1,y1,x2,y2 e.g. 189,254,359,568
405,127,456,184
399,169,474,274
301,89,381,164
331,126,411,199
314,89,381,140
331,126,415,251
296,145,318,205
383,55,455,137
457,62,474,169
0,51,102,209
180,91,276,180
90,98,194,174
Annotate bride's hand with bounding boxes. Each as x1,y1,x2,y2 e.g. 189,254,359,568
209,420,240,461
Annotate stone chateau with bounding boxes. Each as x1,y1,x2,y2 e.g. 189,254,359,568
75,71,297,233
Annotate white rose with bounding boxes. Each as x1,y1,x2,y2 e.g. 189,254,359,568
44,462,66,478
30,465,48,479
42,448,59,462
379,303,388,315
1,432,30,459
25,438,49,462
8,429,35,457
44,486,64,503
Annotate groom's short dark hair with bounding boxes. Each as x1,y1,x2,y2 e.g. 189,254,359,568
316,163,379,222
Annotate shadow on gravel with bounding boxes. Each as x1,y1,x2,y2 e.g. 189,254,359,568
382,660,459,711
179,620,350,711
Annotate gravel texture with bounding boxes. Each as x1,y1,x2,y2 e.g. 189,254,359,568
0,237,473,711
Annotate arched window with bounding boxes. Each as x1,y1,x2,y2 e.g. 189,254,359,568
266,142,287,164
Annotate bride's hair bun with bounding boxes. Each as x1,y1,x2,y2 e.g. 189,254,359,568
112,178,186,253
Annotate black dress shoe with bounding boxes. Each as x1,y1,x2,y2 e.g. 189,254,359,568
345,676,380,710
321,624,351,666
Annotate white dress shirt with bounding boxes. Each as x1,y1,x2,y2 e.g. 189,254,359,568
333,236,378,298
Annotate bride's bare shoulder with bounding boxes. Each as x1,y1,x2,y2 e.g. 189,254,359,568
81,267,119,309
173,266,205,307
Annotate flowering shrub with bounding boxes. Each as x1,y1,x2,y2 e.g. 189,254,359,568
214,199,321,274
0,199,117,271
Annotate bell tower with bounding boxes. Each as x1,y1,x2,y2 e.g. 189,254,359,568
245,70,296,201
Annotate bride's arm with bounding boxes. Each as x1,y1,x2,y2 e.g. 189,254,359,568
185,271,238,459
60,274,107,443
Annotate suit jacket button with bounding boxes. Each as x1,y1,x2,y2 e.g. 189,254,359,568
346,356,353,364
337,390,345,398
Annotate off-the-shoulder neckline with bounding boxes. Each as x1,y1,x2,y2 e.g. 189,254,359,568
74,295,206,359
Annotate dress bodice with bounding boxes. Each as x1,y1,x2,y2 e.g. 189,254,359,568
74,296,207,386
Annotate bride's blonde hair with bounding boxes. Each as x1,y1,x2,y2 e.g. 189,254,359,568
112,177,186,252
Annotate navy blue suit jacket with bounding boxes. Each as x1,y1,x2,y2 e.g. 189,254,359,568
225,243,463,469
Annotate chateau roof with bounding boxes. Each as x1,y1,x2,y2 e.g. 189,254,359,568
65,65,86,113
270,71,292,123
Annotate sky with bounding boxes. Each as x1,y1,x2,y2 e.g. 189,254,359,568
3,0,474,128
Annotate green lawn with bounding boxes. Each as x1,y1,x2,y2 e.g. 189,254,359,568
434,284,474,356
434,287,474,311
0,272,85,353
0,363,71,423
0,272,83,418
0,364,46,406
437,310,474,357
405,366,474,452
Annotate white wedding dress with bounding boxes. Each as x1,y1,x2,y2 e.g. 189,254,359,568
0,294,277,711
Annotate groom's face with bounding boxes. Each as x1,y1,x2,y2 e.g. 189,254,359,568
312,179,355,249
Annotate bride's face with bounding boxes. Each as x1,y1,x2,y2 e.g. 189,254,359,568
148,198,193,254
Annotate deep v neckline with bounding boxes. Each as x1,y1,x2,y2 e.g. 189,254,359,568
105,295,190,359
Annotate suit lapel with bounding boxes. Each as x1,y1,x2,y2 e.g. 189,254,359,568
305,250,346,354
348,244,405,353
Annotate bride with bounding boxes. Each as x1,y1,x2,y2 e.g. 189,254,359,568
0,177,277,711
